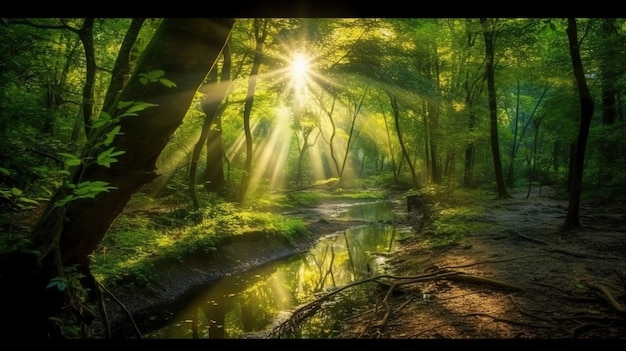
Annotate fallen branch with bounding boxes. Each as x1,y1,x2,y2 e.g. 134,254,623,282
268,268,523,338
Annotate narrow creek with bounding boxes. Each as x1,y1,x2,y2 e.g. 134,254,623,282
144,200,414,339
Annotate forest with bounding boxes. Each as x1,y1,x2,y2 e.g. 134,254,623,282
0,18,625,340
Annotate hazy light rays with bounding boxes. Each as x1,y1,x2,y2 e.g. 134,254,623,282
248,107,293,191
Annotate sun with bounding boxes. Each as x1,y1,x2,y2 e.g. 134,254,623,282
288,52,312,107
290,53,310,81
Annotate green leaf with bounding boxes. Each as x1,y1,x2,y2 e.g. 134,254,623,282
57,153,82,167
103,125,123,146
18,197,39,205
92,111,113,129
46,277,67,291
117,101,135,110
118,102,159,118
53,195,74,208
159,78,177,88
97,147,126,167
143,69,165,80
10,187,23,196
72,181,117,199
0,167,10,176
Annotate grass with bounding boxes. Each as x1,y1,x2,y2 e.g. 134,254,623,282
89,186,388,289
419,186,497,249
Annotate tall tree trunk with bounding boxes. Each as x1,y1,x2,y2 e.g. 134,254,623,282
316,92,341,178
295,127,320,185
427,101,440,184
77,18,96,137
379,99,398,183
480,18,509,199
238,19,268,204
1,18,234,339
389,91,419,189
101,18,146,113
189,43,232,210
562,18,595,231
597,18,619,185
461,19,482,188
338,91,366,187
202,42,232,196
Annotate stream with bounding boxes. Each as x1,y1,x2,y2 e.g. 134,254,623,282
144,200,414,339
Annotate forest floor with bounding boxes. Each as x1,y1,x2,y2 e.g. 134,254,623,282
327,186,626,340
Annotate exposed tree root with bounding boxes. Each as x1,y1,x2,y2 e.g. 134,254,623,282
586,281,626,313
464,312,555,329
267,268,522,338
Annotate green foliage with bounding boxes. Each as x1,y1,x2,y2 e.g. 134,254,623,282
421,188,494,249
138,69,177,88
285,191,321,207
91,198,310,288
46,264,97,339
0,186,40,211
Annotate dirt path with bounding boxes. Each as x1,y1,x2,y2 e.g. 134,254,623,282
335,187,626,339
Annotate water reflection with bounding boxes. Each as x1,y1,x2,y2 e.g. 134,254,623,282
145,201,413,339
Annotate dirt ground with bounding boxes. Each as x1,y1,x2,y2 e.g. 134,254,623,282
328,187,626,340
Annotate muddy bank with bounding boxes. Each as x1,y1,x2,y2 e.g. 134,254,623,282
104,213,389,338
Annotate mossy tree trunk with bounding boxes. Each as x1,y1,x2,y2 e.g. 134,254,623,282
1,18,234,339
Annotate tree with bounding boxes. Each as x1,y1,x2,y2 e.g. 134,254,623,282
190,42,232,211
561,18,595,231
238,18,269,204
1,18,235,339
389,91,419,189
101,18,146,113
480,18,509,199
293,109,321,185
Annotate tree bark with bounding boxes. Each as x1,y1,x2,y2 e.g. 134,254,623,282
78,18,96,137
2,18,235,339
202,43,232,195
101,18,146,114
480,18,509,199
238,19,268,204
561,18,594,231
190,42,232,210
389,91,419,189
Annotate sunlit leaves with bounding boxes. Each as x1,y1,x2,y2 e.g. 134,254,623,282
93,111,113,129
57,152,82,167
102,125,122,147
96,147,126,168
116,100,159,118
54,181,117,208
139,69,177,88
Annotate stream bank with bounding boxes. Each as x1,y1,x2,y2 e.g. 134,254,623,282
103,194,413,339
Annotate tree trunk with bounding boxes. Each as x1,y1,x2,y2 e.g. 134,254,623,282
1,18,234,339
480,18,509,199
238,19,268,204
202,42,231,196
389,91,419,189
338,91,365,187
379,98,398,183
190,43,232,210
561,18,595,231
78,18,96,137
101,18,146,113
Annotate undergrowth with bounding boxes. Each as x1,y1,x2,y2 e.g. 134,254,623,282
90,186,384,289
